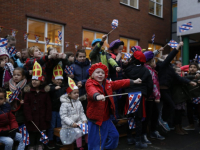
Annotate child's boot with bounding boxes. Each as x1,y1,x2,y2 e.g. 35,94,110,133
37,145,44,150
135,137,148,149
28,146,35,150
175,125,184,135
180,125,188,135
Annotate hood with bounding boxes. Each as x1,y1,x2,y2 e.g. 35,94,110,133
74,58,90,66
60,94,79,103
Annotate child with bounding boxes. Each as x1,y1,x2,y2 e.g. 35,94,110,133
21,48,29,63
86,62,142,150
0,87,25,150
24,61,52,150
0,47,14,89
60,77,88,150
9,67,27,125
65,52,75,65
47,65,67,149
71,49,91,112
89,35,121,72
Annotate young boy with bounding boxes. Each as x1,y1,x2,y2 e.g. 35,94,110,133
85,62,142,150
0,87,25,150
65,52,75,65
89,35,121,72
47,65,68,149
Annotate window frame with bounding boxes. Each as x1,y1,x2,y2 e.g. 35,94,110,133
120,0,139,9
27,18,64,53
120,37,138,53
149,0,163,18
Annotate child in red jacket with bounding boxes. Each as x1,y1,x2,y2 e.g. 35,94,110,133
0,88,25,150
85,62,141,150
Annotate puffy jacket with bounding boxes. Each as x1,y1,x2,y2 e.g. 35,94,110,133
60,94,87,128
0,103,18,132
71,59,91,96
86,78,131,126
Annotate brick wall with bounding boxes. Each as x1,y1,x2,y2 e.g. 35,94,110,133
0,0,171,53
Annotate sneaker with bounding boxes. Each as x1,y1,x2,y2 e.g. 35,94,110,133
184,125,195,131
135,141,148,149
158,118,170,131
37,145,43,150
127,137,135,145
150,131,165,140
56,141,63,146
47,141,55,149
142,135,152,144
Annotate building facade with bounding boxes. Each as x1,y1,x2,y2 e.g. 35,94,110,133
1,0,171,58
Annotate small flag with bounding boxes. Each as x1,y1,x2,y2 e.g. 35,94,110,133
35,35,40,43
65,42,69,47
0,26,3,32
0,38,8,47
128,118,136,129
111,19,118,29
9,87,21,103
11,29,18,37
7,46,17,56
64,66,74,74
179,22,193,33
45,38,50,45
127,91,142,114
23,33,29,41
19,124,30,146
130,46,138,53
151,34,155,43
168,40,178,49
75,44,79,50
40,131,49,144
78,123,88,135
192,97,200,104
58,31,62,40
124,53,131,59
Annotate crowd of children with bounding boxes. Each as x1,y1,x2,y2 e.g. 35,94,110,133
0,34,200,150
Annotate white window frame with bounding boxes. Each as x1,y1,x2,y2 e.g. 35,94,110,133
82,29,108,50
120,0,139,9
120,37,138,53
27,18,64,53
149,0,163,18
148,43,163,58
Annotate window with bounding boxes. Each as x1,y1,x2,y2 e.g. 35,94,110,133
82,30,108,58
148,43,162,59
149,0,163,17
120,37,138,53
172,3,177,22
120,0,139,9
27,18,64,53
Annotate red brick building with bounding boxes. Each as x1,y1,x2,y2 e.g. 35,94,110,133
0,0,171,57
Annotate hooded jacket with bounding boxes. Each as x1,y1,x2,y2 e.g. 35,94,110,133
60,94,87,128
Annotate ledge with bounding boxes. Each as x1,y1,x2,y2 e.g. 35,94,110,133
82,26,109,34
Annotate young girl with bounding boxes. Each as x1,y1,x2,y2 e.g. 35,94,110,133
24,61,52,150
86,62,141,150
0,47,14,89
59,77,88,150
9,67,27,125
0,87,25,150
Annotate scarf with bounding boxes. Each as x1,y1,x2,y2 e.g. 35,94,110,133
9,78,27,93
2,63,14,87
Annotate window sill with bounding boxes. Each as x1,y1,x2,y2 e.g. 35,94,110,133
148,13,164,20
120,2,140,11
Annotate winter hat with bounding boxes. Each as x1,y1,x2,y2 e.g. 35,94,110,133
144,51,154,62
133,51,146,63
66,77,78,94
32,61,44,81
91,39,102,47
89,62,108,79
0,47,9,58
52,64,63,80
109,39,124,50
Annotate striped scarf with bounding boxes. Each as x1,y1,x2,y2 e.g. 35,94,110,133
9,78,27,93
2,63,14,87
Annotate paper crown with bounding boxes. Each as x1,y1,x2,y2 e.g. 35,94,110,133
66,77,78,94
52,64,63,80
32,61,44,81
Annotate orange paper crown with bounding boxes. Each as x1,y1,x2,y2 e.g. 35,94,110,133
52,64,63,80
66,77,78,93
32,61,44,81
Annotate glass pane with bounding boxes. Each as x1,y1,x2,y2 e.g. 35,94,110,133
130,0,137,8
96,33,104,39
28,42,45,53
120,38,128,53
156,4,162,17
83,30,94,48
149,1,155,14
120,0,128,4
156,0,161,4
129,40,138,53
47,45,62,53
155,45,162,57
85,49,91,59
172,4,177,22
48,23,62,44
28,20,45,41
148,43,154,51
